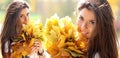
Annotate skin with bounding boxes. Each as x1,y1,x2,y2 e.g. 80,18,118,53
32,40,43,54
76,8,96,39
28,39,46,58
19,7,45,58
19,8,30,25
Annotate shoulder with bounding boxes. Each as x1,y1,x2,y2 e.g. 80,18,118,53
4,41,9,53
43,50,50,58
4,39,12,53
94,53,100,58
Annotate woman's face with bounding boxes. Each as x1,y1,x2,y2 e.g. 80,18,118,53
76,8,96,39
19,8,29,25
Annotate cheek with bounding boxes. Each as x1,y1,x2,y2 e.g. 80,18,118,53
21,18,27,25
21,19,25,24
21,18,28,25
20,19,24,23
26,17,29,22
76,21,81,32
89,27,96,38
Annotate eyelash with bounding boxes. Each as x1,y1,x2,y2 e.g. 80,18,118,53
20,13,29,18
27,13,29,16
20,15,23,18
89,21,95,25
79,16,84,21
78,15,96,25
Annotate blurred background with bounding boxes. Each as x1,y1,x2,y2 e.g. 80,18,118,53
0,0,120,57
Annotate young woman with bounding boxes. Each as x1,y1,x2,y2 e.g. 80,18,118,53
0,0,30,58
76,0,118,58
1,0,49,58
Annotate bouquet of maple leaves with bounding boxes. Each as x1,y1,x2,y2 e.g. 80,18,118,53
10,14,87,58
11,22,43,58
43,15,87,58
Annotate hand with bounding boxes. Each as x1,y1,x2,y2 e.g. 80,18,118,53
30,39,43,55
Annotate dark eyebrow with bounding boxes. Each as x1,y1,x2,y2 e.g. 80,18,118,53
90,19,96,22
19,14,23,16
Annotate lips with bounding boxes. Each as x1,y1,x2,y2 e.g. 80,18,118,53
81,32,88,38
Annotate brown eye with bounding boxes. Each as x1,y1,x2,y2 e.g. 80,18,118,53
79,15,84,21
20,15,23,18
89,20,96,25
27,13,29,16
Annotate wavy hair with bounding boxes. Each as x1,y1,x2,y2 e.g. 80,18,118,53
77,0,118,58
1,0,29,57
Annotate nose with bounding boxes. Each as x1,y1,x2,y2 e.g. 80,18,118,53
81,22,87,31
24,16,29,24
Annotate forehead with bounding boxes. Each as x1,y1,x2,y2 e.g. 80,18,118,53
20,8,29,14
78,8,95,20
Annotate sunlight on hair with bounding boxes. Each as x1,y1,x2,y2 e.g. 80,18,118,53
78,0,86,4
13,0,24,2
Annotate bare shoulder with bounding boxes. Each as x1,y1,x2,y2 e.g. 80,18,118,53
43,51,50,58
94,53,100,58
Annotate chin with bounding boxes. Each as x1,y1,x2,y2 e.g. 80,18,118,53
24,23,28,25
84,35,90,39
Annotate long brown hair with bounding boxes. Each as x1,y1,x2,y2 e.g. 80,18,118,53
0,0,29,57
77,0,118,58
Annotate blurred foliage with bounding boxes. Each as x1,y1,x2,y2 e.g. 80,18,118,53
0,0,119,57
0,0,119,35
108,0,119,19
0,0,119,22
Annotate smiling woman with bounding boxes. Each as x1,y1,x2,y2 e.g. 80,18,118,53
77,8,96,39
19,7,30,25
76,0,118,58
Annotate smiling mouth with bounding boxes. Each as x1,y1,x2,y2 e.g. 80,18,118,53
81,32,88,38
